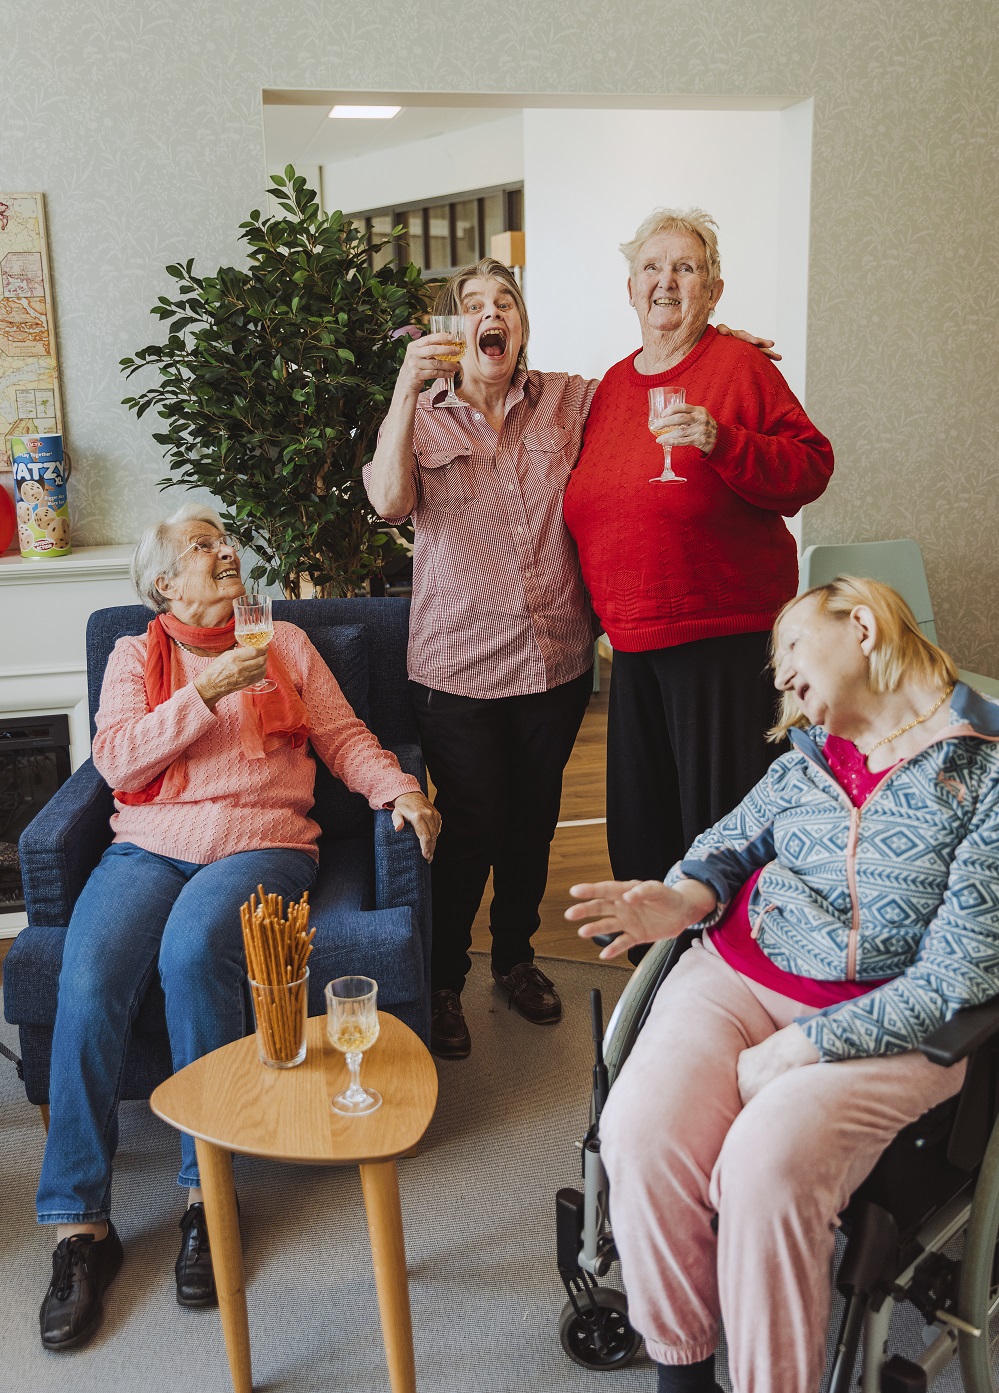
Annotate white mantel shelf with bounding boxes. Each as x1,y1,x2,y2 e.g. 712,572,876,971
0,543,133,586
2,545,139,937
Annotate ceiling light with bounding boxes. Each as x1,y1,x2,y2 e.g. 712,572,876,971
328,105,401,120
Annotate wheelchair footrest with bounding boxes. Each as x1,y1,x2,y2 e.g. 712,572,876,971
880,1354,928,1392
557,1188,585,1277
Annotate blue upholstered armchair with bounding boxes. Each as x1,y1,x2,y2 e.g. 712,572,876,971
3,598,431,1107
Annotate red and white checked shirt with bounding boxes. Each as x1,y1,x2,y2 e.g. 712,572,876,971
365,370,599,698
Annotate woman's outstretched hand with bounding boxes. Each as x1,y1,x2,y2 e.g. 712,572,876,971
566,878,717,960
715,324,782,361
737,1025,820,1105
390,791,442,862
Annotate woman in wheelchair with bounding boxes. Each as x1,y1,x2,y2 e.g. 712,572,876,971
35,504,439,1352
568,577,999,1393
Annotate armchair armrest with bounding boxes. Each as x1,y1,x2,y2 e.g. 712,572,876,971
18,758,113,928
373,742,431,985
920,996,999,1067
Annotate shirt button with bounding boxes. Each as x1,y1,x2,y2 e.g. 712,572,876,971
508,482,515,491
474,411,482,420
517,525,524,534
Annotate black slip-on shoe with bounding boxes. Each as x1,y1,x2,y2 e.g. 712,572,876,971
175,1202,218,1308
430,988,472,1059
491,961,562,1023
40,1221,123,1352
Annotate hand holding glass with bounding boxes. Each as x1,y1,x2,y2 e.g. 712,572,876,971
233,594,276,693
326,976,382,1115
648,386,687,484
429,314,466,406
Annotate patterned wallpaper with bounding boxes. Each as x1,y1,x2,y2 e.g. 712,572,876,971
3,0,997,671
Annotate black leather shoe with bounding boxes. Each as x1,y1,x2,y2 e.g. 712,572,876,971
430,988,472,1059
175,1203,217,1308
40,1222,123,1351
492,961,562,1023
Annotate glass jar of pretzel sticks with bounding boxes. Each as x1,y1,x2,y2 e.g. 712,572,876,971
241,886,316,1069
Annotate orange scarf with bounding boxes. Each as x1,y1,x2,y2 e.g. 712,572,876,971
114,613,310,805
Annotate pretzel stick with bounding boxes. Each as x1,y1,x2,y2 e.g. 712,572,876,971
241,887,314,1062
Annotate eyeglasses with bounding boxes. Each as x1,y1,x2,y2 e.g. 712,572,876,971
174,532,242,566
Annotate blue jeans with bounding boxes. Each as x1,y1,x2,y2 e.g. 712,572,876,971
36,842,316,1224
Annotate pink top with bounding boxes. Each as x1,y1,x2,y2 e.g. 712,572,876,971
708,737,898,1006
93,621,421,865
365,369,599,698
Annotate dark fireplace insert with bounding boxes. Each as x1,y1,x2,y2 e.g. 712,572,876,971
0,714,72,916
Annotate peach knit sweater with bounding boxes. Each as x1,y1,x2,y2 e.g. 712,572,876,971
92,621,421,864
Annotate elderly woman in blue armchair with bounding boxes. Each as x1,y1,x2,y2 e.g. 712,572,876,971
35,503,438,1352
570,577,999,1393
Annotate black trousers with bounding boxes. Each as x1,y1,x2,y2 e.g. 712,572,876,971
606,632,779,883
411,669,593,993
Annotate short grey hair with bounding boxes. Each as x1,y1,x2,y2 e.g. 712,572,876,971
131,503,225,612
620,207,722,286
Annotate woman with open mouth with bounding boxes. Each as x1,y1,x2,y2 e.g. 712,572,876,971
563,208,835,900
366,256,777,1060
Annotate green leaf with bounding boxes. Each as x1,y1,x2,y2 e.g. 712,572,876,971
121,181,426,596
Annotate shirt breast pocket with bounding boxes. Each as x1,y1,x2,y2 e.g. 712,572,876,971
523,425,574,494
417,451,475,511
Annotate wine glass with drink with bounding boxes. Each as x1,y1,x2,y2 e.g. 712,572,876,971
233,593,277,693
325,976,382,1115
429,314,466,406
647,385,687,484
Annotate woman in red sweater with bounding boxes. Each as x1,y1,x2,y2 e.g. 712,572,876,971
563,208,833,884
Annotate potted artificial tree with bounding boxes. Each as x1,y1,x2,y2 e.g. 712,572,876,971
122,168,428,597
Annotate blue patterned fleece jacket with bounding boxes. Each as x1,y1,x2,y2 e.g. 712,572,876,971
666,684,999,1061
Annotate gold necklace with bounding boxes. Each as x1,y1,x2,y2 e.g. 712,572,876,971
862,686,954,756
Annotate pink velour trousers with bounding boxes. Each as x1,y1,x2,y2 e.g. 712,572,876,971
599,938,966,1393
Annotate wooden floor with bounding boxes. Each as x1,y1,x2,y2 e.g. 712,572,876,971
469,654,621,966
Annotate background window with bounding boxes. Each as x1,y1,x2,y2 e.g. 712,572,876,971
353,183,524,278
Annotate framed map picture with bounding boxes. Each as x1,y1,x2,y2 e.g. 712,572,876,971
0,193,63,473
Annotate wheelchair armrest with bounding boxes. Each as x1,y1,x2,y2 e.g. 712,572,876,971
18,759,113,928
919,995,999,1067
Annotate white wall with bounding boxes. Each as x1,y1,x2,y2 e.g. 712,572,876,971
521,108,810,405
321,113,523,214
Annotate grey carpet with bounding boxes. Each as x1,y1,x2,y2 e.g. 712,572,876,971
1,955,647,1393
0,954,967,1393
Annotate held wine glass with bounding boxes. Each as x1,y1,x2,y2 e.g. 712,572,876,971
647,385,687,484
233,593,276,693
429,314,467,406
325,976,382,1115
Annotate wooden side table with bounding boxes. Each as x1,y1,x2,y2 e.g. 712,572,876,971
150,1012,437,1393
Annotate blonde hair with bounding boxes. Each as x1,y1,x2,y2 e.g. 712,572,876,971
768,576,959,742
435,258,530,372
619,208,721,286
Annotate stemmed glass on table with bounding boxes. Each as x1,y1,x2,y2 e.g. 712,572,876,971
326,976,382,1115
233,593,276,693
429,314,467,406
648,385,687,484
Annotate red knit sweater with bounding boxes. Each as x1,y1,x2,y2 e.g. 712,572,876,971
563,328,834,651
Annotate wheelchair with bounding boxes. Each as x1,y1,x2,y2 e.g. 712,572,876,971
556,930,999,1392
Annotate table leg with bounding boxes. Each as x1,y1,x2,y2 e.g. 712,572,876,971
196,1138,253,1393
360,1160,416,1393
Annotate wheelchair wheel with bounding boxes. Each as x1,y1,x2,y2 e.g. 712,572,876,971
603,936,680,1084
559,1286,643,1369
958,1115,999,1391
